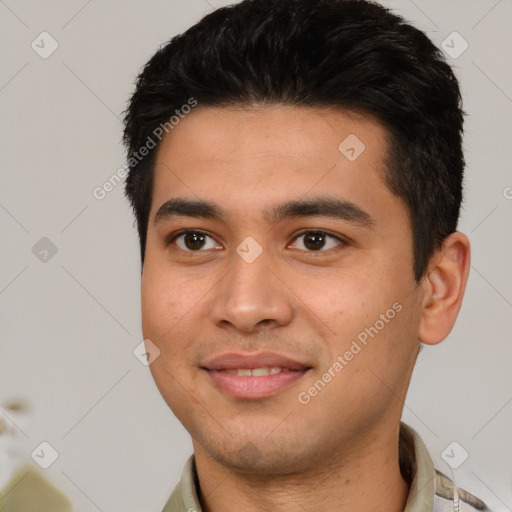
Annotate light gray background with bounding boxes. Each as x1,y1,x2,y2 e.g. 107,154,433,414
1,1,511,511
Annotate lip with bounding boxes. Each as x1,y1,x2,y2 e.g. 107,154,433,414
201,351,312,400
202,351,310,371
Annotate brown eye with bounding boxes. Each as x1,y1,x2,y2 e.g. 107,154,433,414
183,232,207,250
168,231,222,252
303,232,327,250
290,230,344,252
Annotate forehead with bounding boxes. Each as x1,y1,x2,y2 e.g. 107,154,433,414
150,105,402,228
155,105,388,167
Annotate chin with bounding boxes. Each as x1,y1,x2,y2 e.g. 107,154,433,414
197,431,320,476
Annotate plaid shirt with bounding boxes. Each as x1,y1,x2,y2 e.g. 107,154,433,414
162,422,491,512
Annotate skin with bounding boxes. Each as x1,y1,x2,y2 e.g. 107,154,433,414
141,105,470,512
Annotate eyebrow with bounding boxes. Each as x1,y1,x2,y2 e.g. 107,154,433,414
154,196,375,229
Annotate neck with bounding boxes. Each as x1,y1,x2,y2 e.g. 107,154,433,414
192,421,410,512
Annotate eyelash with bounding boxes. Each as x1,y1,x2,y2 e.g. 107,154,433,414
164,229,348,253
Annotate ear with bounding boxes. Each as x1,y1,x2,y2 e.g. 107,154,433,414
417,232,471,345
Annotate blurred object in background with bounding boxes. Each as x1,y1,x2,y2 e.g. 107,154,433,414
0,400,72,512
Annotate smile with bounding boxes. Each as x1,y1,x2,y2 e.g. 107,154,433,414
221,367,290,376
204,367,310,399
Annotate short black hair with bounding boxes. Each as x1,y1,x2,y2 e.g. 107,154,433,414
123,0,465,281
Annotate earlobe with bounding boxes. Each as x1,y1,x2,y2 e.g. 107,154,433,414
417,232,471,345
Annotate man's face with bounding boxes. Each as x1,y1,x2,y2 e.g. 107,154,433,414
142,106,424,474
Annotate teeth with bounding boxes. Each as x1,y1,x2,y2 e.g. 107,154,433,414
252,367,270,376
224,367,285,376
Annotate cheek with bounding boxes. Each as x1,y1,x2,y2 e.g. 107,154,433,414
300,270,383,331
141,262,186,341
141,259,216,353
312,269,416,359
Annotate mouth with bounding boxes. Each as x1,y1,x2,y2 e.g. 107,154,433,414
201,352,312,400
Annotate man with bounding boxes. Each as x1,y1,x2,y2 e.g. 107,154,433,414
122,0,490,510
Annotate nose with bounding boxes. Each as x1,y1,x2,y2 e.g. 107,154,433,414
209,248,294,334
